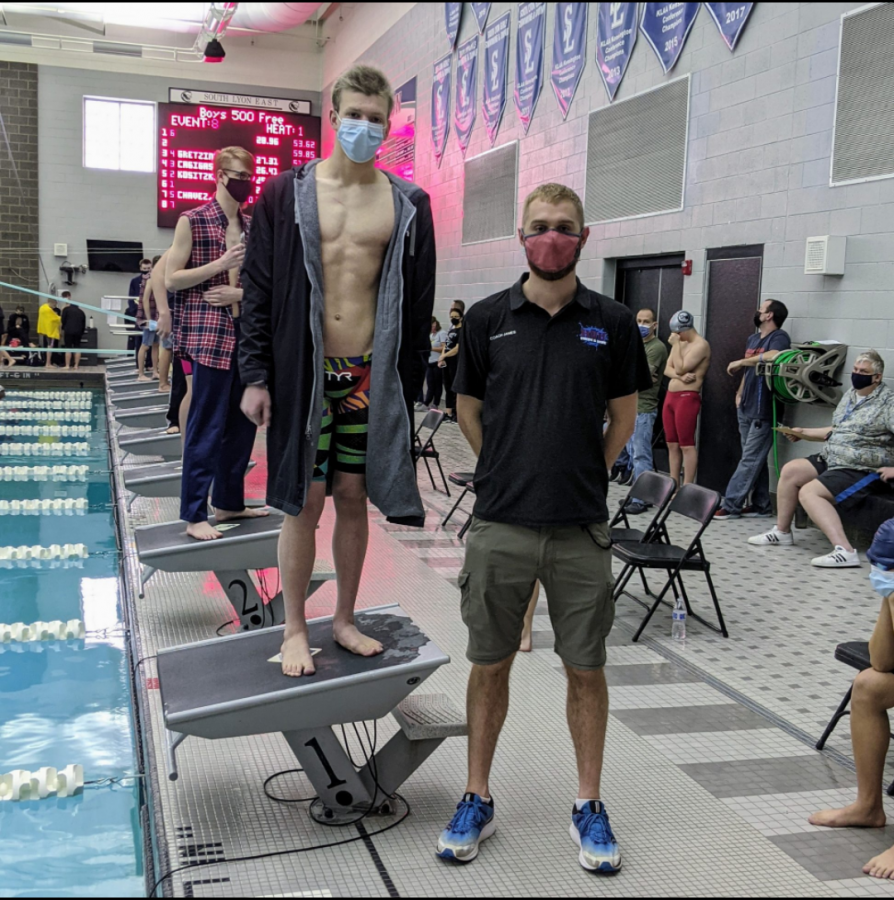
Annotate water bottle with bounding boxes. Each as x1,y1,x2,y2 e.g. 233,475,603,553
672,595,687,642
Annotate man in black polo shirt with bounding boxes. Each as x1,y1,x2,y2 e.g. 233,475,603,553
435,183,650,873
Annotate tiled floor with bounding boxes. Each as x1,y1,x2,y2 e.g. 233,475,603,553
110,396,894,897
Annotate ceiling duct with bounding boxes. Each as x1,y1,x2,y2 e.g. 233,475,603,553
230,3,323,32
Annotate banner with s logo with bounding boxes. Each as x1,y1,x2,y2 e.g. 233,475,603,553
432,53,453,168
471,2,492,34
596,2,638,102
445,2,462,49
482,11,510,146
550,2,587,120
704,2,754,51
640,2,700,74
455,35,479,158
515,1,547,135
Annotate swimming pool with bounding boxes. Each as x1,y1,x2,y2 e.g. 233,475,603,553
0,388,144,898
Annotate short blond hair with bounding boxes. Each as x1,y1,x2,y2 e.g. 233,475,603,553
856,350,885,375
213,146,254,173
332,65,394,118
523,183,585,230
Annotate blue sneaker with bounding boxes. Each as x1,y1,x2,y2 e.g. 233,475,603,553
436,793,495,863
570,801,622,873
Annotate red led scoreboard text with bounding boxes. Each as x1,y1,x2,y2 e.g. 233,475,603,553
157,102,321,228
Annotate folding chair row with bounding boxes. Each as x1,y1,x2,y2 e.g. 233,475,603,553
413,408,450,496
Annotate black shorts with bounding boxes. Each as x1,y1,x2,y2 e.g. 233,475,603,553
62,332,84,349
808,455,892,510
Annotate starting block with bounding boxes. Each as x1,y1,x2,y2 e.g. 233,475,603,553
115,406,170,432
122,459,258,511
109,380,157,396
118,428,180,460
111,390,168,411
157,603,465,822
134,511,335,630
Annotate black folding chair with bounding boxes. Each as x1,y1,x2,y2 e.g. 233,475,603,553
441,472,476,538
413,409,450,495
612,483,728,643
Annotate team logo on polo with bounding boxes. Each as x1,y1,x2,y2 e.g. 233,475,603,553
579,324,608,347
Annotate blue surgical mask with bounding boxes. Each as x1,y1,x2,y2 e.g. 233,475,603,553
639,325,652,338
870,565,894,598
336,116,385,164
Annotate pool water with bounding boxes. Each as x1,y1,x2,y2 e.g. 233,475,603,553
0,389,145,898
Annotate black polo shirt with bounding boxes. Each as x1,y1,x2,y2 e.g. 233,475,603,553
453,275,652,528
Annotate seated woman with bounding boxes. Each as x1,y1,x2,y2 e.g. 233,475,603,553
809,518,894,879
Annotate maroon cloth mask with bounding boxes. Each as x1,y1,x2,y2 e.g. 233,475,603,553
224,176,253,204
520,228,584,274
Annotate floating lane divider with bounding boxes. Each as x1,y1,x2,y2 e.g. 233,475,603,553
4,401,92,412
0,410,91,423
0,498,88,515
0,465,90,481
0,620,86,642
0,765,85,802
0,443,91,456
5,391,92,400
0,425,93,437
0,543,88,567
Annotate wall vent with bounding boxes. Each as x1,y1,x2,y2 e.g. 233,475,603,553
804,235,846,275
584,76,689,224
462,142,518,245
832,3,894,185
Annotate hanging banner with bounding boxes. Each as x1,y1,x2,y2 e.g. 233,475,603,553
471,2,492,34
550,3,587,120
378,77,416,182
515,1,546,135
432,54,452,167
704,2,754,51
483,11,510,145
640,2,700,74
445,2,462,49
596,2,638,102
455,35,479,157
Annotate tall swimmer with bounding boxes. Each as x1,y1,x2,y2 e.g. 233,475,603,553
240,65,436,675
166,146,268,541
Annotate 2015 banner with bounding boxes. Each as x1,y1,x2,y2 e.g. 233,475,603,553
432,54,453,168
704,2,754,51
483,11,510,145
515,1,546,134
550,3,587,120
640,2,700,74
471,2,492,34
455,34,479,157
597,2,638,102
445,2,462,49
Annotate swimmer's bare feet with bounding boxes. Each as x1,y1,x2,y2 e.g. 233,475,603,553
809,803,886,829
137,374,152,383
281,627,316,677
158,383,171,393
186,520,222,541
333,619,383,657
165,425,180,435
215,506,270,522
865,847,894,879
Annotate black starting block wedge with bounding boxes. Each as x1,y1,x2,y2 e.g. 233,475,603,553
118,428,180,460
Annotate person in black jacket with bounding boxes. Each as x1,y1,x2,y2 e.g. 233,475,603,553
240,65,436,678
5,305,29,345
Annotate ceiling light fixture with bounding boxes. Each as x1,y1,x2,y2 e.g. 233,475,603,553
202,36,225,62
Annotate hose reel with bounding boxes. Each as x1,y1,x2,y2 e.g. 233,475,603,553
757,341,848,407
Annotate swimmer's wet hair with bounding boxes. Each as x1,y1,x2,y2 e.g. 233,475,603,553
522,183,585,231
213,146,254,174
332,65,394,119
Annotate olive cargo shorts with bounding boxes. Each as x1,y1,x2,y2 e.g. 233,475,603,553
458,517,615,671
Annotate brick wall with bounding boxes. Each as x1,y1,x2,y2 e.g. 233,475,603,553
0,61,38,325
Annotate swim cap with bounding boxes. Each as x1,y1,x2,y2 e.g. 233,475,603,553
669,310,694,333
868,518,894,571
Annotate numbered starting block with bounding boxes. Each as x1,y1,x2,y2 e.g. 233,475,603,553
118,427,180,460
115,406,169,432
111,389,168,411
158,603,465,823
134,512,335,631
122,460,257,510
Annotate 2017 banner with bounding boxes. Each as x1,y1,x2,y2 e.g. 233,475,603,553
704,2,754,51
471,2,492,34
445,2,462,49
432,54,452,167
483,11,510,145
640,2,700,74
515,1,546,134
455,35,479,157
597,1,638,101
550,3,587,120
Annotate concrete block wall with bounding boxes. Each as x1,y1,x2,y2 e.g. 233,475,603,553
324,1,894,447
0,61,39,323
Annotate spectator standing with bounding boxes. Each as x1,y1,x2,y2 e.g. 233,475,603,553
37,295,61,369
137,254,163,383
60,291,86,370
440,307,464,423
128,258,152,371
715,299,791,519
417,316,448,409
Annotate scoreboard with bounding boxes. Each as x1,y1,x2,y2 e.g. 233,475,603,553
157,102,321,228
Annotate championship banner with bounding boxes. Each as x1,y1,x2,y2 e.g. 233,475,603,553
483,11,510,145
471,2,492,34
445,2,462,49
704,2,754,51
550,3,587,120
455,35,479,157
515,1,546,135
640,2,700,74
596,2,638,102
432,54,452,167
